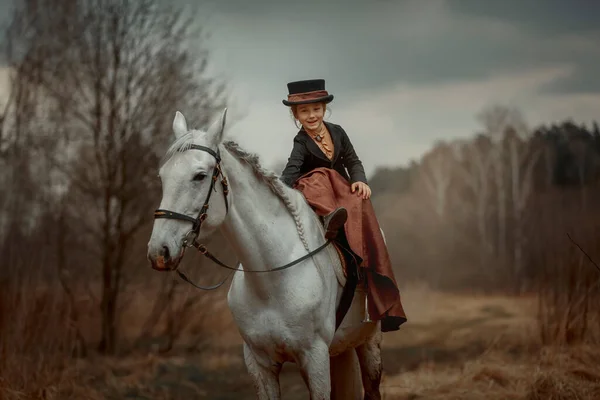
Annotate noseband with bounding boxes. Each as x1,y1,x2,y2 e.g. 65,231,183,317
152,144,332,291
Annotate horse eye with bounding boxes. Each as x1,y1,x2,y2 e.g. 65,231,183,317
193,173,207,181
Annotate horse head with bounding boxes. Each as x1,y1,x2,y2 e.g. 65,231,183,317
147,109,229,271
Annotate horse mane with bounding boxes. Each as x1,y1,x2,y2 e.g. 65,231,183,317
159,131,310,250
221,140,310,251
221,140,291,206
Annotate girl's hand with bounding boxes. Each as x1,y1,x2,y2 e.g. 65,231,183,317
351,182,372,200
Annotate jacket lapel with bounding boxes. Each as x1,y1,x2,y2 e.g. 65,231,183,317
300,122,342,164
326,122,343,164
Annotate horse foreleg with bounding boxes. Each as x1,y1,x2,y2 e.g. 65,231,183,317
243,342,282,400
297,340,332,400
356,328,383,400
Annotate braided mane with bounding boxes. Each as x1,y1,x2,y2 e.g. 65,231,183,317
160,132,310,251
221,140,310,251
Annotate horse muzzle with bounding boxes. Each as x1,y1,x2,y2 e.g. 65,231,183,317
147,244,185,272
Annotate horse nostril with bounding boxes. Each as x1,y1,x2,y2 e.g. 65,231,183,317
161,246,170,260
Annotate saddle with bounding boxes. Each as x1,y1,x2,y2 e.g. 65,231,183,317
330,241,354,285
329,233,363,331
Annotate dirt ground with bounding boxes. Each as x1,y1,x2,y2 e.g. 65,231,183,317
51,284,600,399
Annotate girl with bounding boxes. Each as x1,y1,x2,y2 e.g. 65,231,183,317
280,79,407,332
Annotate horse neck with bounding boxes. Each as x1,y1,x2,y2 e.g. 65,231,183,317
218,147,315,273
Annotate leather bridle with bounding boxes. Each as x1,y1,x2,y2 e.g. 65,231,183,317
153,144,332,291
155,145,229,250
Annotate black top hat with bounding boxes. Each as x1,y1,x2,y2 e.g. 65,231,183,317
282,79,334,106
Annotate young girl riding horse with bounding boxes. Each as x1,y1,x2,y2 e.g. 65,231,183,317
280,79,407,332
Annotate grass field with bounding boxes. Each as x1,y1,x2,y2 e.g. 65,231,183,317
10,283,597,399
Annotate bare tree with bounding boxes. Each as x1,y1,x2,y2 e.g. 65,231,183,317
477,106,512,260
452,137,495,261
5,0,227,354
0,50,56,246
420,141,455,220
508,125,540,289
478,106,540,288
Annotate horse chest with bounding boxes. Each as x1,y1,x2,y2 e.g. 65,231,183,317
234,306,309,336
229,273,325,318
236,311,312,358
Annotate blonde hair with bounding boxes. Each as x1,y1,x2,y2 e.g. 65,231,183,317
289,103,332,129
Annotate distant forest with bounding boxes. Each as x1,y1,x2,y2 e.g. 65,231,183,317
369,109,600,292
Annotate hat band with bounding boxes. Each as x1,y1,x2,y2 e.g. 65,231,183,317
287,90,329,103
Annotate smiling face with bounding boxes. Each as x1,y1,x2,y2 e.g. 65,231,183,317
293,102,326,132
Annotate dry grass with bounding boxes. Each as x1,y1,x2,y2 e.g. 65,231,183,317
0,282,80,399
2,281,600,399
382,345,600,400
381,284,600,400
0,275,234,399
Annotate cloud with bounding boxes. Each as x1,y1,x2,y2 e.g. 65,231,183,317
536,34,600,95
225,65,600,178
205,0,597,171
4,0,597,97
445,0,600,95
1,0,597,97
197,0,600,99
2,0,596,177
325,66,580,172
446,0,600,36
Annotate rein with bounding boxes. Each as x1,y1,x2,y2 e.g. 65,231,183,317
153,143,332,290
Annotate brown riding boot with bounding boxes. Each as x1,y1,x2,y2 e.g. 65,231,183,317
322,207,348,239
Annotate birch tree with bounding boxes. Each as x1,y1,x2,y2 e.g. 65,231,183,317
421,141,455,220
477,106,511,259
478,105,540,287
452,136,495,263
508,125,541,288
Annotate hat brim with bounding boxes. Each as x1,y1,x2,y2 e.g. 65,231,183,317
282,94,334,106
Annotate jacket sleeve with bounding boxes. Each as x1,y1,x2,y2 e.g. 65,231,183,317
280,137,306,187
340,127,368,184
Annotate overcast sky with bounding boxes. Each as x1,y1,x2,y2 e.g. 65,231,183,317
192,0,600,176
1,0,599,177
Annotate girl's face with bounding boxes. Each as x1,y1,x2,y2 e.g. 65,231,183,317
294,103,325,132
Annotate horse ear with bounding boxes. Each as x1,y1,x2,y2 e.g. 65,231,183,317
207,108,228,145
173,111,188,139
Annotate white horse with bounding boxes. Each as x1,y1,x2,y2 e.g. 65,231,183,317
147,109,385,399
